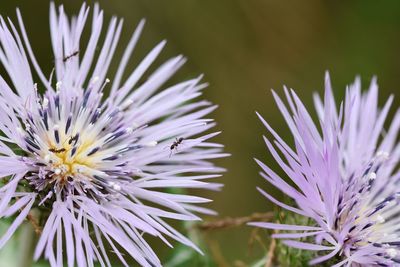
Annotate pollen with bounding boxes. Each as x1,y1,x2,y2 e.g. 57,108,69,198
44,135,97,184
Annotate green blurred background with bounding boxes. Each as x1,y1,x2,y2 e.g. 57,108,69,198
1,0,400,266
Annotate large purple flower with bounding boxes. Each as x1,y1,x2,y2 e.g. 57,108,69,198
250,73,400,266
0,3,227,267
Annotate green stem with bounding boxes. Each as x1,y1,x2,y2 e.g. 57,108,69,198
18,223,36,267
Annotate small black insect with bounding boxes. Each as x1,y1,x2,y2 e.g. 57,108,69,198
68,134,79,145
63,50,79,62
49,147,66,153
169,137,184,157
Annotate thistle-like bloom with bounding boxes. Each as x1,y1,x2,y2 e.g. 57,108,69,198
250,73,400,266
0,3,226,267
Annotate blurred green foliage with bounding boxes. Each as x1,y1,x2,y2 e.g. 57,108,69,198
273,208,342,267
1,0,400,266
274,211,316,267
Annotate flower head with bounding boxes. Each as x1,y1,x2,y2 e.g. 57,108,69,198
250,73,400,266
0,3,226,266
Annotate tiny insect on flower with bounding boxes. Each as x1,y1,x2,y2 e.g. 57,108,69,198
169,137,184,157
62,50,79,63
250,73,400,266
0,3,228,267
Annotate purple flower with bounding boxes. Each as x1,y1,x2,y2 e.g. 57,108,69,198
250,73,400,266
0,3,227,267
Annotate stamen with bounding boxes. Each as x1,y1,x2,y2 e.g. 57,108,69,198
87,147,100,156
54,94,60,110
376,151,390,160
42,97,49,109
386,248,398,258
376,215,385,223
146,141,158,147
91,76,100,84
44,154,51,163
65,113,72,134
90,108,102,124
70,147,77,157
25,137,40,150
82,89,91,108
99,78,111,93
56,81,62,90
53,125,60,144
43,110,49,130
103,155,119,161
368,172,377,180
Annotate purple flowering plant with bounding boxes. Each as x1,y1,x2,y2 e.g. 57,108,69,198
251,73,400,266
0,3,227,267
1,2,399,267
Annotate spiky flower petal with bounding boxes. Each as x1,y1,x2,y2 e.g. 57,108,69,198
251,73,400,266
0,3,226,266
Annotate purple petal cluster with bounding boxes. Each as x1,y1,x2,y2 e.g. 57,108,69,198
0,3,226,267
251,73,400,266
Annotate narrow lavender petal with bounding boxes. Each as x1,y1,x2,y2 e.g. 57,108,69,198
248,222,322,231
283,240,335,251
0,195,35,248
309,246,341,265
